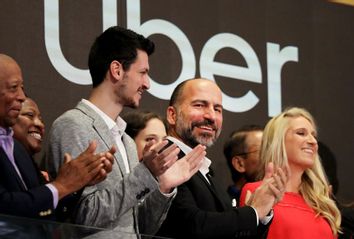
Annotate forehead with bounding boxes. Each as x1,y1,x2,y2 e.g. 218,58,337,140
246,131,263,145
0,59,23,87
287,116,315,131
129,49,149,70
22,99,39,112
145,118,166,131
180,80,222,105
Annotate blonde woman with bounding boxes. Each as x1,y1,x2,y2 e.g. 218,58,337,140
240,107,341,238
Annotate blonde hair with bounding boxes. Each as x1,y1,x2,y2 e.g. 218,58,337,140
257,107,341,235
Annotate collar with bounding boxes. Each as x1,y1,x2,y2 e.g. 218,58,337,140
0,126,13,136
81,99,127,136
166,136,211,175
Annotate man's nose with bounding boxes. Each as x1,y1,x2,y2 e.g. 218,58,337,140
17,87,25,102
34,117,45,130
143,75,150,90
204,107,216,121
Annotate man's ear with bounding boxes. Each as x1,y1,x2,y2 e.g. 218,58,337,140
166,106,177,126
232,156,246,173
109,60,123,82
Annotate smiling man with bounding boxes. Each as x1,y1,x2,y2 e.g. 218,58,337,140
0,54,114,220
46,26,205,237
157,78,288,239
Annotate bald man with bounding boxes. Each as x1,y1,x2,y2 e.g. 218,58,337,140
0,54,114,220
157,78,287,239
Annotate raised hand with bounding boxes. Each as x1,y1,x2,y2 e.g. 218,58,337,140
88,145,116,186
52,141,115,199
245,162,290,219
142,140,180,177
158,144,206,193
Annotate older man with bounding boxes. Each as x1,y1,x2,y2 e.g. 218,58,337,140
224,125,263,205
0,53,114,219
157,78,288,238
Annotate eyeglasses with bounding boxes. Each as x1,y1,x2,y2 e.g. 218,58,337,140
234,150,259,156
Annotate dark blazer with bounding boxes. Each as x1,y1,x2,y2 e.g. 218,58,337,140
0,139,54,219
157,139,269,239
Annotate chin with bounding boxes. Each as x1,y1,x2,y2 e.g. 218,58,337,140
126,101,139,109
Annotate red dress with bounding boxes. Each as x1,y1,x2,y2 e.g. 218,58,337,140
239,181,336,239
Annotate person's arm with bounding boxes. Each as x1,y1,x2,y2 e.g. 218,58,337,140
138,143,205,235
46,113,165,229
158,179,259,238
0,184,54,218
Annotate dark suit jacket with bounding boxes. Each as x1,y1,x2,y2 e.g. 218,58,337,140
157,139,269,239
0,139,54,219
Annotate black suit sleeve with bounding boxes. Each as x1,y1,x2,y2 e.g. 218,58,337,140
0,185,55,218
0,141,55,219
158,174,264,238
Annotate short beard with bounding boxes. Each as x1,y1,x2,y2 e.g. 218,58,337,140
175,112,219,148
125,100,139,109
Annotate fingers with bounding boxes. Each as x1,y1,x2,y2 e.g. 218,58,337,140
63,153,72,164
143,140,181,177
276,167,287,190
182,145,206,172
268,183,282,204
264,162,274,180
155,141,178,157
162,153,178,169
245,190,252,205
85,140,97,154
154,147,180,175
108,145,116,155
88,168,108,186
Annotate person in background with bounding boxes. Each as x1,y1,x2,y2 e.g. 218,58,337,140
0,53,114,220
157,78,288,239
123,110,167,160
12,97,49,181
240,107,341,238
223,125,263,205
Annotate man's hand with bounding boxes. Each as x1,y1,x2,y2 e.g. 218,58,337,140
87,146,116,186
157,144,206,193
246,162,289,219
52,141,115,199
142,140,180,177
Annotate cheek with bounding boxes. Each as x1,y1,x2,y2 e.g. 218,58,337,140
136,140,145,153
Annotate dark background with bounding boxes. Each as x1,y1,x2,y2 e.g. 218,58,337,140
1,0,353,202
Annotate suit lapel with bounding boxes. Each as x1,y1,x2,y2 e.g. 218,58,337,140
75,102,127,176
14,142,41,189
0,144,31,190
196,170,231,211
122,133,139,171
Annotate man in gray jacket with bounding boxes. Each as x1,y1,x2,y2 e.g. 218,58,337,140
46,26,205,237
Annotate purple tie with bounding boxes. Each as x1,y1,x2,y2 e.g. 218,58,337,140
0,127,27,189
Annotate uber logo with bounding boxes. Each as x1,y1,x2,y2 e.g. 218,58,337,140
44,0,298,116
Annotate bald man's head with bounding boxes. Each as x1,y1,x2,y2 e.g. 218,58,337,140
0,54,26,127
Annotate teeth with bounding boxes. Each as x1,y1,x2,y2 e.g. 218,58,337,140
29,133,42,141
303,148,313,154
199,126,213,131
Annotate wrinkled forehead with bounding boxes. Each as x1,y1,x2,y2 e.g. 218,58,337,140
181,80,222,105
0,57,23,85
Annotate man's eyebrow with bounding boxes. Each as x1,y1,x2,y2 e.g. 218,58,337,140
191,100,223,109
191,99,207,104
214,103,223,109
